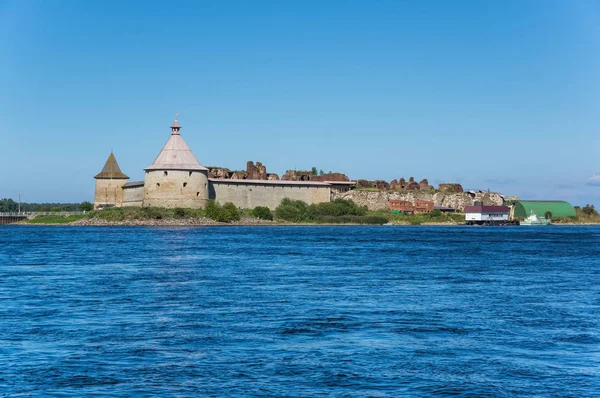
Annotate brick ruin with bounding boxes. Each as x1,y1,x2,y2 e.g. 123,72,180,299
356,177,447,192
208,161,279,181
208,162,463,193
438,183,464,193
281,170,350,182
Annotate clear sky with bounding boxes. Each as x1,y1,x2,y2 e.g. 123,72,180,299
1,0,599,205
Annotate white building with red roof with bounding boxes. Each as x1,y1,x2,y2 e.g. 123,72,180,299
464,204,510,225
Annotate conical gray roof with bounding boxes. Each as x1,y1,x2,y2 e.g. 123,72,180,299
145,119,208,171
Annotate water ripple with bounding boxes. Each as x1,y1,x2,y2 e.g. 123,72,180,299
0,225,599,396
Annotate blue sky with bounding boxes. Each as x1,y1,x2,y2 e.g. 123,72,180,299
1,0,599,205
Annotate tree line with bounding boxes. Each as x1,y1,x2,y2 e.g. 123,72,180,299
0,198,92,212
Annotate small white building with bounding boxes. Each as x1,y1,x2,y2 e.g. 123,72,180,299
464,205,510,225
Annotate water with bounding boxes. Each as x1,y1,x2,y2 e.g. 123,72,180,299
1,226,599,396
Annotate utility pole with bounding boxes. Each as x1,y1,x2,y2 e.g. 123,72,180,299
18,192,21,214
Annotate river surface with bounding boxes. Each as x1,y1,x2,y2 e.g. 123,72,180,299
1,225,599,396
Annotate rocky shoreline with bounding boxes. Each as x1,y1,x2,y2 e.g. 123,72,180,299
13,217,600,227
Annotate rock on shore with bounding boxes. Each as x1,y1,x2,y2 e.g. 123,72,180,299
70,217,276,227
332,190,508,211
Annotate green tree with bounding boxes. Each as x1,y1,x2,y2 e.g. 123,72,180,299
0,198,17,212
582,204,598,216
308,199,367,217
319,169,324,176
80,201,93,212
429,209,442,217
222,202,241,222
252,206,273,220
275,198,309,222
205,200,223,221
311,166,318,176
205,200,240,222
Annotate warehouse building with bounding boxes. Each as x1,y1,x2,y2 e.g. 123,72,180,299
503,200,576,220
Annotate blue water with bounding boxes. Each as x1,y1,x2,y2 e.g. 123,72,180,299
1,226,599,396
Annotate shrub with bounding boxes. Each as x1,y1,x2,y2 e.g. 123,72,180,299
204,200,222,220
582,204,598,216
173,207,186,218
275,198,310,222
308,199,367,218
222,202,241,222
204,200,240,222
429,209,442,217
314,215,388,224
275,204,306,222
252,206,273,220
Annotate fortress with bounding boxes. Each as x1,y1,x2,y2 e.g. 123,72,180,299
94,118,351,210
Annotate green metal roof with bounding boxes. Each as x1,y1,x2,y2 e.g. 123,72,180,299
503,200,576,219
94,152,129,179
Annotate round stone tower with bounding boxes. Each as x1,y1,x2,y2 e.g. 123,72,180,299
143,118,209,208
93,152,129,210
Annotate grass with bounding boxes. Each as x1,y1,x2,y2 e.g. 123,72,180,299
388,212,464,225
25,214,88,224
552,208,600,224
89,207,204,221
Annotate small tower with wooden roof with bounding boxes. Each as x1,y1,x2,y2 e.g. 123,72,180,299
93,151,130,210
143,117,209,208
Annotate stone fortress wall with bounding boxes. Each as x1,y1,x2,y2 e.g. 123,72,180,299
122,184,144,207
94,178,127,209
209,180,332,210
94,118,510,212
143,169,209,209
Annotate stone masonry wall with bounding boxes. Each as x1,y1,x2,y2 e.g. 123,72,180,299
210,182,331,210
94,179,127,210
143,170,209,208
332,190,507,212
122,185,144,207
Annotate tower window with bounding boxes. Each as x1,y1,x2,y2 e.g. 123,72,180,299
196,192,200,197
157,183,160,187
183,182,187,187
189,172,192,177
164,171,168,176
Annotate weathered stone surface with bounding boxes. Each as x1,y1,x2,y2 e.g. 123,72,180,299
208,167,230,179
282,170,313,181
144,169,209,209
212,181,330,210
406,181,420,190
356,179,372,188
332,189,507,211
283,170,349,182
419,179,433,190
439,183,464,193
230,172,246,180
312,173,350,182
373,180,391,190
246,161,268,180
267,173,279,180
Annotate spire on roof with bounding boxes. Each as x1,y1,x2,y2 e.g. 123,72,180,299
95,151,130,179
171,113,181,135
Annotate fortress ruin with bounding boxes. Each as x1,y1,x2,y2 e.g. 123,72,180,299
93,119,351,210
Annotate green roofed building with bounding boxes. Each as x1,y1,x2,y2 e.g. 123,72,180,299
503,200,576,219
